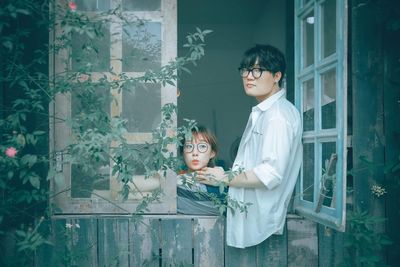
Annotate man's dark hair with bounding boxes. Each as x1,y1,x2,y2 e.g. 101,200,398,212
239,44,286,87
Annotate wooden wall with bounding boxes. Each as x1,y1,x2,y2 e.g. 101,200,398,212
381,0,400,264
351,0,400,265
34,215,342,267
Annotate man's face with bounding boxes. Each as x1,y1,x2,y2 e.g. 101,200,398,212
183,134,215,172
242,65,280,102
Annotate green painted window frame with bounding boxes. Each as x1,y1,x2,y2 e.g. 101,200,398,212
294,0,348,231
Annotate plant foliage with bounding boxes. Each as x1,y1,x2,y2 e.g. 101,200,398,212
0,0,218,265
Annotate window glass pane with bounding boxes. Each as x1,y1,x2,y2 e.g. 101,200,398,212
112,144,161,200
71,23,110,72
122,0,161,11
321,68,336,129
75,0,110,11
302,10,315,68
71,84,111,121
303,143,315,202
122,82,161,132
70,86,111,198
123,144,160,176
71,163,110,198
322,0,336,58
303,79,315,131
320,142,337,208
122,22,161,72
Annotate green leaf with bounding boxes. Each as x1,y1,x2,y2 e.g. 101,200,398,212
17,133,26,146
392,162,400,172
166,80,175,86
15,230,27,237
2,40,13,50
21,154,38,167
18,80,29,89
16,9,31,15
19,113,27,121
29,175,41,189
33,130,46,135
219,184,225,193
26,134,37,145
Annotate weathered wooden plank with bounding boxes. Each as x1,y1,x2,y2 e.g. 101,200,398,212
352,0,386,212
193,216,224,267
382,1,400,264
160,217,193,266
318,225,344,267
130,217,160,267
35,218,70,266
35,217,81,267
36,217,98,266
256,227,287,267
351,0,388,265
287,217,318,267
34,215,323,267
224,224,289,267
68,218,98,267
34,219,55,267
225,241,257,267
98,217,129,267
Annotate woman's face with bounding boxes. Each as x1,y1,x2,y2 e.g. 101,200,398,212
183,134,215,172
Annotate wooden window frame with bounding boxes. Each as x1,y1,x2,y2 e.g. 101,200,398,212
49,0,177,214
294,0,348,231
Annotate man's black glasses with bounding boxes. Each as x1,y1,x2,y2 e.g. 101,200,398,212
238,68,267,79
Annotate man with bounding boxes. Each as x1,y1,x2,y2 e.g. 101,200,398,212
198,44,303,248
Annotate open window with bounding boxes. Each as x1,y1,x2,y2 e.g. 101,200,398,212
294,0,348,231
50,0,177,214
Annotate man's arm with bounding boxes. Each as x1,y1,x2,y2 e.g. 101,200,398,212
228,170,264,187
197,168,265,188
198,117,295,189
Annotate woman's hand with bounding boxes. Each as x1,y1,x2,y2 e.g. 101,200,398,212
196,167,227,186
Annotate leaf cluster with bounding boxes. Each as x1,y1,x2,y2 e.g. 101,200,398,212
341,210,392,267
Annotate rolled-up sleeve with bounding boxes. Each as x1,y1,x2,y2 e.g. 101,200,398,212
253,118,294,190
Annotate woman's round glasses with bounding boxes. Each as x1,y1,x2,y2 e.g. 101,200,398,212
238,68,267,79
184,142,209,153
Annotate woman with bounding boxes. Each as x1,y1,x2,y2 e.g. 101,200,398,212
177,126,224,215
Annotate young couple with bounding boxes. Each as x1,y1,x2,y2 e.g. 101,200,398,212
177,44,302,249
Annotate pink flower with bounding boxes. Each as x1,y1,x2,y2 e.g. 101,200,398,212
5,147,17,158
68,2,77,11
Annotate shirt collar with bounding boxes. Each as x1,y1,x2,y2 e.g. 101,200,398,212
252,89,286,112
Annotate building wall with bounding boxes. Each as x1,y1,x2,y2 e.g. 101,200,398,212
351,0,400,265
35,215,321,267
177,0,288,168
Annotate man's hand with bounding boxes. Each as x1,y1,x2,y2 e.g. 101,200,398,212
196,167,227,186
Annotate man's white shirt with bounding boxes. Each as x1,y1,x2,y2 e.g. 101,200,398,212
227,89,303,248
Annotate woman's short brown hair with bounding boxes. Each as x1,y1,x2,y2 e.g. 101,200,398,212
180,125,218,167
